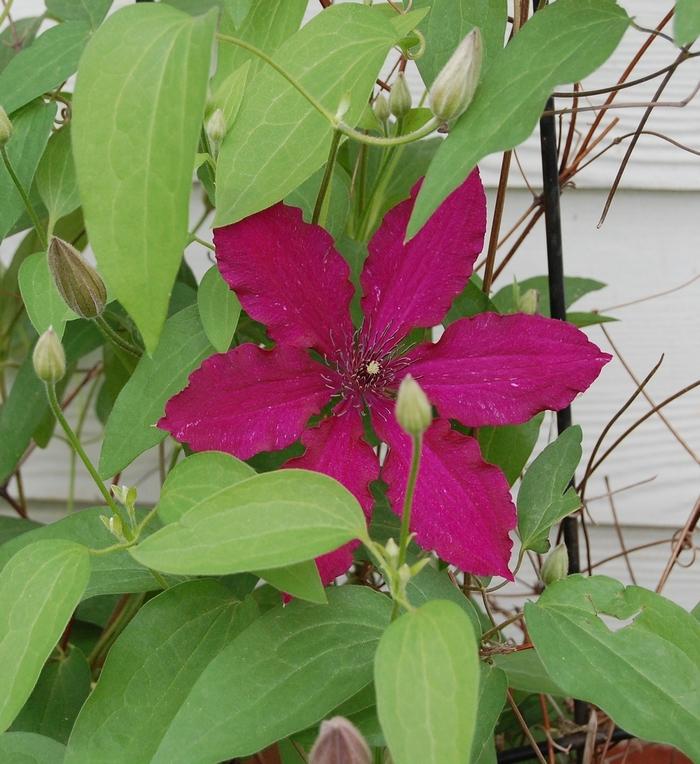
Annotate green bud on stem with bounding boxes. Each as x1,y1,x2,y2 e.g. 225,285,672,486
373,93,391,124
517,288,540,315
206,108,226,145
48,237,107,319
395,374,432,437
541,543,569,586
389,72,412,118
33,327,66,383
429,28,483,123
309,717,371,764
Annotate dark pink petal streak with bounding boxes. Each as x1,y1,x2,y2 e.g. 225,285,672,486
158,344,332,460
285,406,380,585
373,405,516,579
213,203,355,357
407,312,611,428
360,171,486,351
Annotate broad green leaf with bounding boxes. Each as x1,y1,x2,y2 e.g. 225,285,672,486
18,252,78,338
0,517,41,547
0,18,42,73
215,5,408,226
65,580,257,764
11,646,90,744
99,305,214,478
35,125,81,231
0,540,90,732
72,5,216,352
0,22,91,115
151,586,391,762
471,664,507,764
408,0,629,238
197,266,241,352
444,276,497,324
526,575,700,760
0,320,102,484
492,649,565,696
406,563,481,636
157,451,254,525
257,561,327,605
0,100,56,239
213,0,307,89
131,469,367,575
492,275,606,315
414,0,507,85
517,426,582,553
0,732,66,763
478,413,544,486
0,508,175,600
375,600,480,764
46,0,113,29
208,60,250,131
675,0,700,45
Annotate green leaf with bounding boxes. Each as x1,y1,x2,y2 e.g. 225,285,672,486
0,540,90,732
11,646,90,744
0,22,91,115
213,0,307,89
478,413,544,486
0,18,43,74
257,561,327,605
197,266,241,352
492,275,606,315
35,125,81,231
525,575,700,760
675,0,700,45
414,0,507,85
471,664,507,764
492,649,565,696
0,320,102,485
444,275,497,325
517,426,582,553
0,517,41,547
18,252,78,338
0,508,175,600
46,0,113,29
0,100,56,239
65,580,257,764
215,4,408,226
408,0,629,238
567,311,617,328
0,732,66,763
285,163,352,242
375,600,480,764
208,60,250,131
131,469,367,575
150,586,391,762
72,5,216,353
99,305,214,478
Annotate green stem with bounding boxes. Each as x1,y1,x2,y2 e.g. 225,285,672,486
188,233,215,251
68,374,101,513
1,146,47,249
397,433,422,568
88,592,145,671
339,117,439,147
94,315,142,358
312,129,341,226
45,382,124,520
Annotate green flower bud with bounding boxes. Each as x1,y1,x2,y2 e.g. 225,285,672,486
373,93,391,124
0,105,12,147
429,28,483,123
100,514,126,543
541,543,569,586
309,717,371,764
395,374,432,437
517,288,540,315
206,108,226,145
384,537,400,566
32,327,66,383
389,73,412,118
48,237,107,319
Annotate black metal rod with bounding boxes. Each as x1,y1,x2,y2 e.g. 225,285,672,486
497,727,633,764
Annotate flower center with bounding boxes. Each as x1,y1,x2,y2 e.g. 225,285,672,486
365,360,381,376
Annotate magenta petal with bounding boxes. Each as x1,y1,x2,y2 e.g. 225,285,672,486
360,171,486,350
407,313,611,427
373,406,515,578
285,407,380,585
158,344,332,460
213,203,355,356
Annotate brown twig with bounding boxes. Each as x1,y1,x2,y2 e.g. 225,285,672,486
656,496,700,593
604,476,637,584
507,691,548,764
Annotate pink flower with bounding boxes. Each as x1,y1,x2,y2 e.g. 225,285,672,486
159,172,610,583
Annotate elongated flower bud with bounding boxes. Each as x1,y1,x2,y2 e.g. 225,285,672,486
33,327,66,383
517,288,540,315
206,108,226,144
48,237,107,319
373,93,391,124
395,374,432,437
429,28,483,123
0,106,12,147
309,717,371,764
389,73,412,118
541,543,569,585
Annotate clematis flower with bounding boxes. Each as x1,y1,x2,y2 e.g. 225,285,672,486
159,171,610,583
